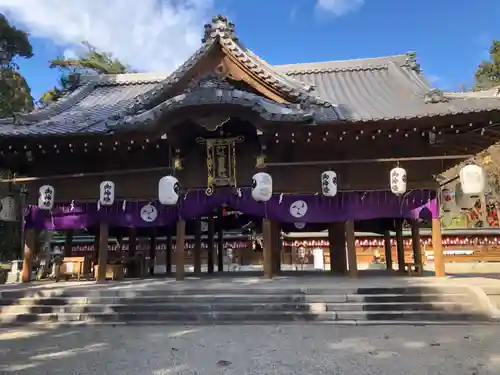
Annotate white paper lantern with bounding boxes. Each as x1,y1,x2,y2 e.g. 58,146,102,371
158,175,180,205
441,188,458,213
99,181,115,206
321,170,337,197
455,182,476,211
38,185,55,210
251,172,272,202
459,164,485,196
390,167,407,195
0,196,16,222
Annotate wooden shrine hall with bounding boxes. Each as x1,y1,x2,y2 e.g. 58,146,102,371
1,15,500,283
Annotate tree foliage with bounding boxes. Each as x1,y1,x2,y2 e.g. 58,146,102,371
39,41,134,107
475,40,500,90
49,41,133,74
0,13,34,118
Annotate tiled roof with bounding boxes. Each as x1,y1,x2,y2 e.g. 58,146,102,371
1,15,500,137
275,54,500,122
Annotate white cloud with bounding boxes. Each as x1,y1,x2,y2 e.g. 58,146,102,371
0,0,215,72
316,0,365,16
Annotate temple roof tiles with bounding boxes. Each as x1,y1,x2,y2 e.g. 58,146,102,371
1,15,500,137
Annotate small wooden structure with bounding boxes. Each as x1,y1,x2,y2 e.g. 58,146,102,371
2,15,500,282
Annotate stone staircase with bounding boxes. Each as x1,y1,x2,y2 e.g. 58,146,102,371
0,284,494,325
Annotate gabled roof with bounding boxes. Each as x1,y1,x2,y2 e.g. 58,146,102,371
275,53,500,122
1,15,500,137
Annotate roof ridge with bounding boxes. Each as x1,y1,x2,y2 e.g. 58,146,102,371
275,52,416,75
80,72,169,86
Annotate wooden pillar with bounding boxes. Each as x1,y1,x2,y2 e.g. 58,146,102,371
272,222,281,275
345,220,357,277
217,225,224,272
149,229,157,276
410,220,423,275
166,231,172,274
193,218,202,276
383,230,393,270
432,218,445,277
262,219,273,279
21,228,37,283
128,227,137,277
207,216,215,273
395,220,405,273
93,225,100,267
175,219,186,281
329,221,347,274
63,230,74,257
96,222,109,283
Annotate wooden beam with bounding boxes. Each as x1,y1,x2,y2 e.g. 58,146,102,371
263,154,474,168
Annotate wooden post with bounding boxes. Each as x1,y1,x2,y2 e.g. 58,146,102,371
207,216,215,273
432,218,445,277
166,231,172,274
410,220,423,276
262,219,273,279
328,223,335,272
96,222,109,283
193,218,202,276
175,219,186,281
63,230,74,257
271,221,281,275
128,227,137,278
383,230,393,270
149,229,157,276
345,220,357,277
93,225,100,269
330,221,347,274
21,228,36,283
395,220,405,273
217,225,224,272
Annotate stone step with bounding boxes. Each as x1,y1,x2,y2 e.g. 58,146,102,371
0,286,469,299
0,293,471,306
0,310,490,326
1,301,476,315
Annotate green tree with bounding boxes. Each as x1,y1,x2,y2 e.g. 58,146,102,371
49,41,133,74
0,13,34,118
39,41,134,106
475,40,500,90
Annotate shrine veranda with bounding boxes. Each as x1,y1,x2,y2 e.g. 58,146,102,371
2,15,500,282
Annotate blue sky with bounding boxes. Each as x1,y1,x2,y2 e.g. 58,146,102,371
2,0,500,101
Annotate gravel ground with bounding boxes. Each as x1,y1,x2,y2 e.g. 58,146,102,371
0,324,499,374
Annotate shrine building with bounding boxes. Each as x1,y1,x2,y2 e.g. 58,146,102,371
0,15,499,283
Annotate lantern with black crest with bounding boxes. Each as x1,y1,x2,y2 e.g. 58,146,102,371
38,185,55,210
251,172,272,202
99,181,115,206
321,170,337,197
390,166,407,195
159,175,180,205
0,196,16,221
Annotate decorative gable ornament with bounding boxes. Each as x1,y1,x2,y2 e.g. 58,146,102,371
251,172,272,202
99,181,115,206
0,196,16,222
441,188,458,214
390,167,407,195
158,176,180,205
455,182,476,211
321,170,337,197
459,164,485,196
38,185,55,210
